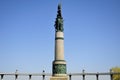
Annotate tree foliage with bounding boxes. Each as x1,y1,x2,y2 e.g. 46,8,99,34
111,67,120,80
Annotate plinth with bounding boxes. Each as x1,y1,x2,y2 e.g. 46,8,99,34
50,76,68,80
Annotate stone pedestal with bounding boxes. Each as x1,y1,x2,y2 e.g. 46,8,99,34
51,60,68,80
52,60,66,75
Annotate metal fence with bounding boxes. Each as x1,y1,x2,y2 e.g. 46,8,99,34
0,71,120,80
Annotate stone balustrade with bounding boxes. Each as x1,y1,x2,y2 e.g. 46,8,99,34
0,71,120,80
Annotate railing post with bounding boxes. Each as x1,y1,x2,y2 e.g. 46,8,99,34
42,70,45,80
96,73,99,80
82,69,85,80
69,74,72,80
15,74,18,80
83,74,85,80
110,74,113,80
29,75,32,80
110,69,113,80
1,74,4,80
43,74,45,80
15,70,18,80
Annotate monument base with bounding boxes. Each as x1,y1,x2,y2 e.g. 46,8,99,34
50,76,68,80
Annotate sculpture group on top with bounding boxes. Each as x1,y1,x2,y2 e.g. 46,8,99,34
54,4,64,32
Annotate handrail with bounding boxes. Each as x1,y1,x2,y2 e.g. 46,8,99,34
0,72,120,75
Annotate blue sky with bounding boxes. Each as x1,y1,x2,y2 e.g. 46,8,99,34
0,0,120,74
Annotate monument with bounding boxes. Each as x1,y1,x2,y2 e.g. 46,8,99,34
50,3,68,80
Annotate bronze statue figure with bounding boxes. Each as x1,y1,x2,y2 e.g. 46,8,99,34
54,4,64,32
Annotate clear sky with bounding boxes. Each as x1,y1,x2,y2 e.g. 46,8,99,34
0,0,120,74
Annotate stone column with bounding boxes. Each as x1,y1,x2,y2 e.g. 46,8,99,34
55,31,64,60
52,31,67,77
